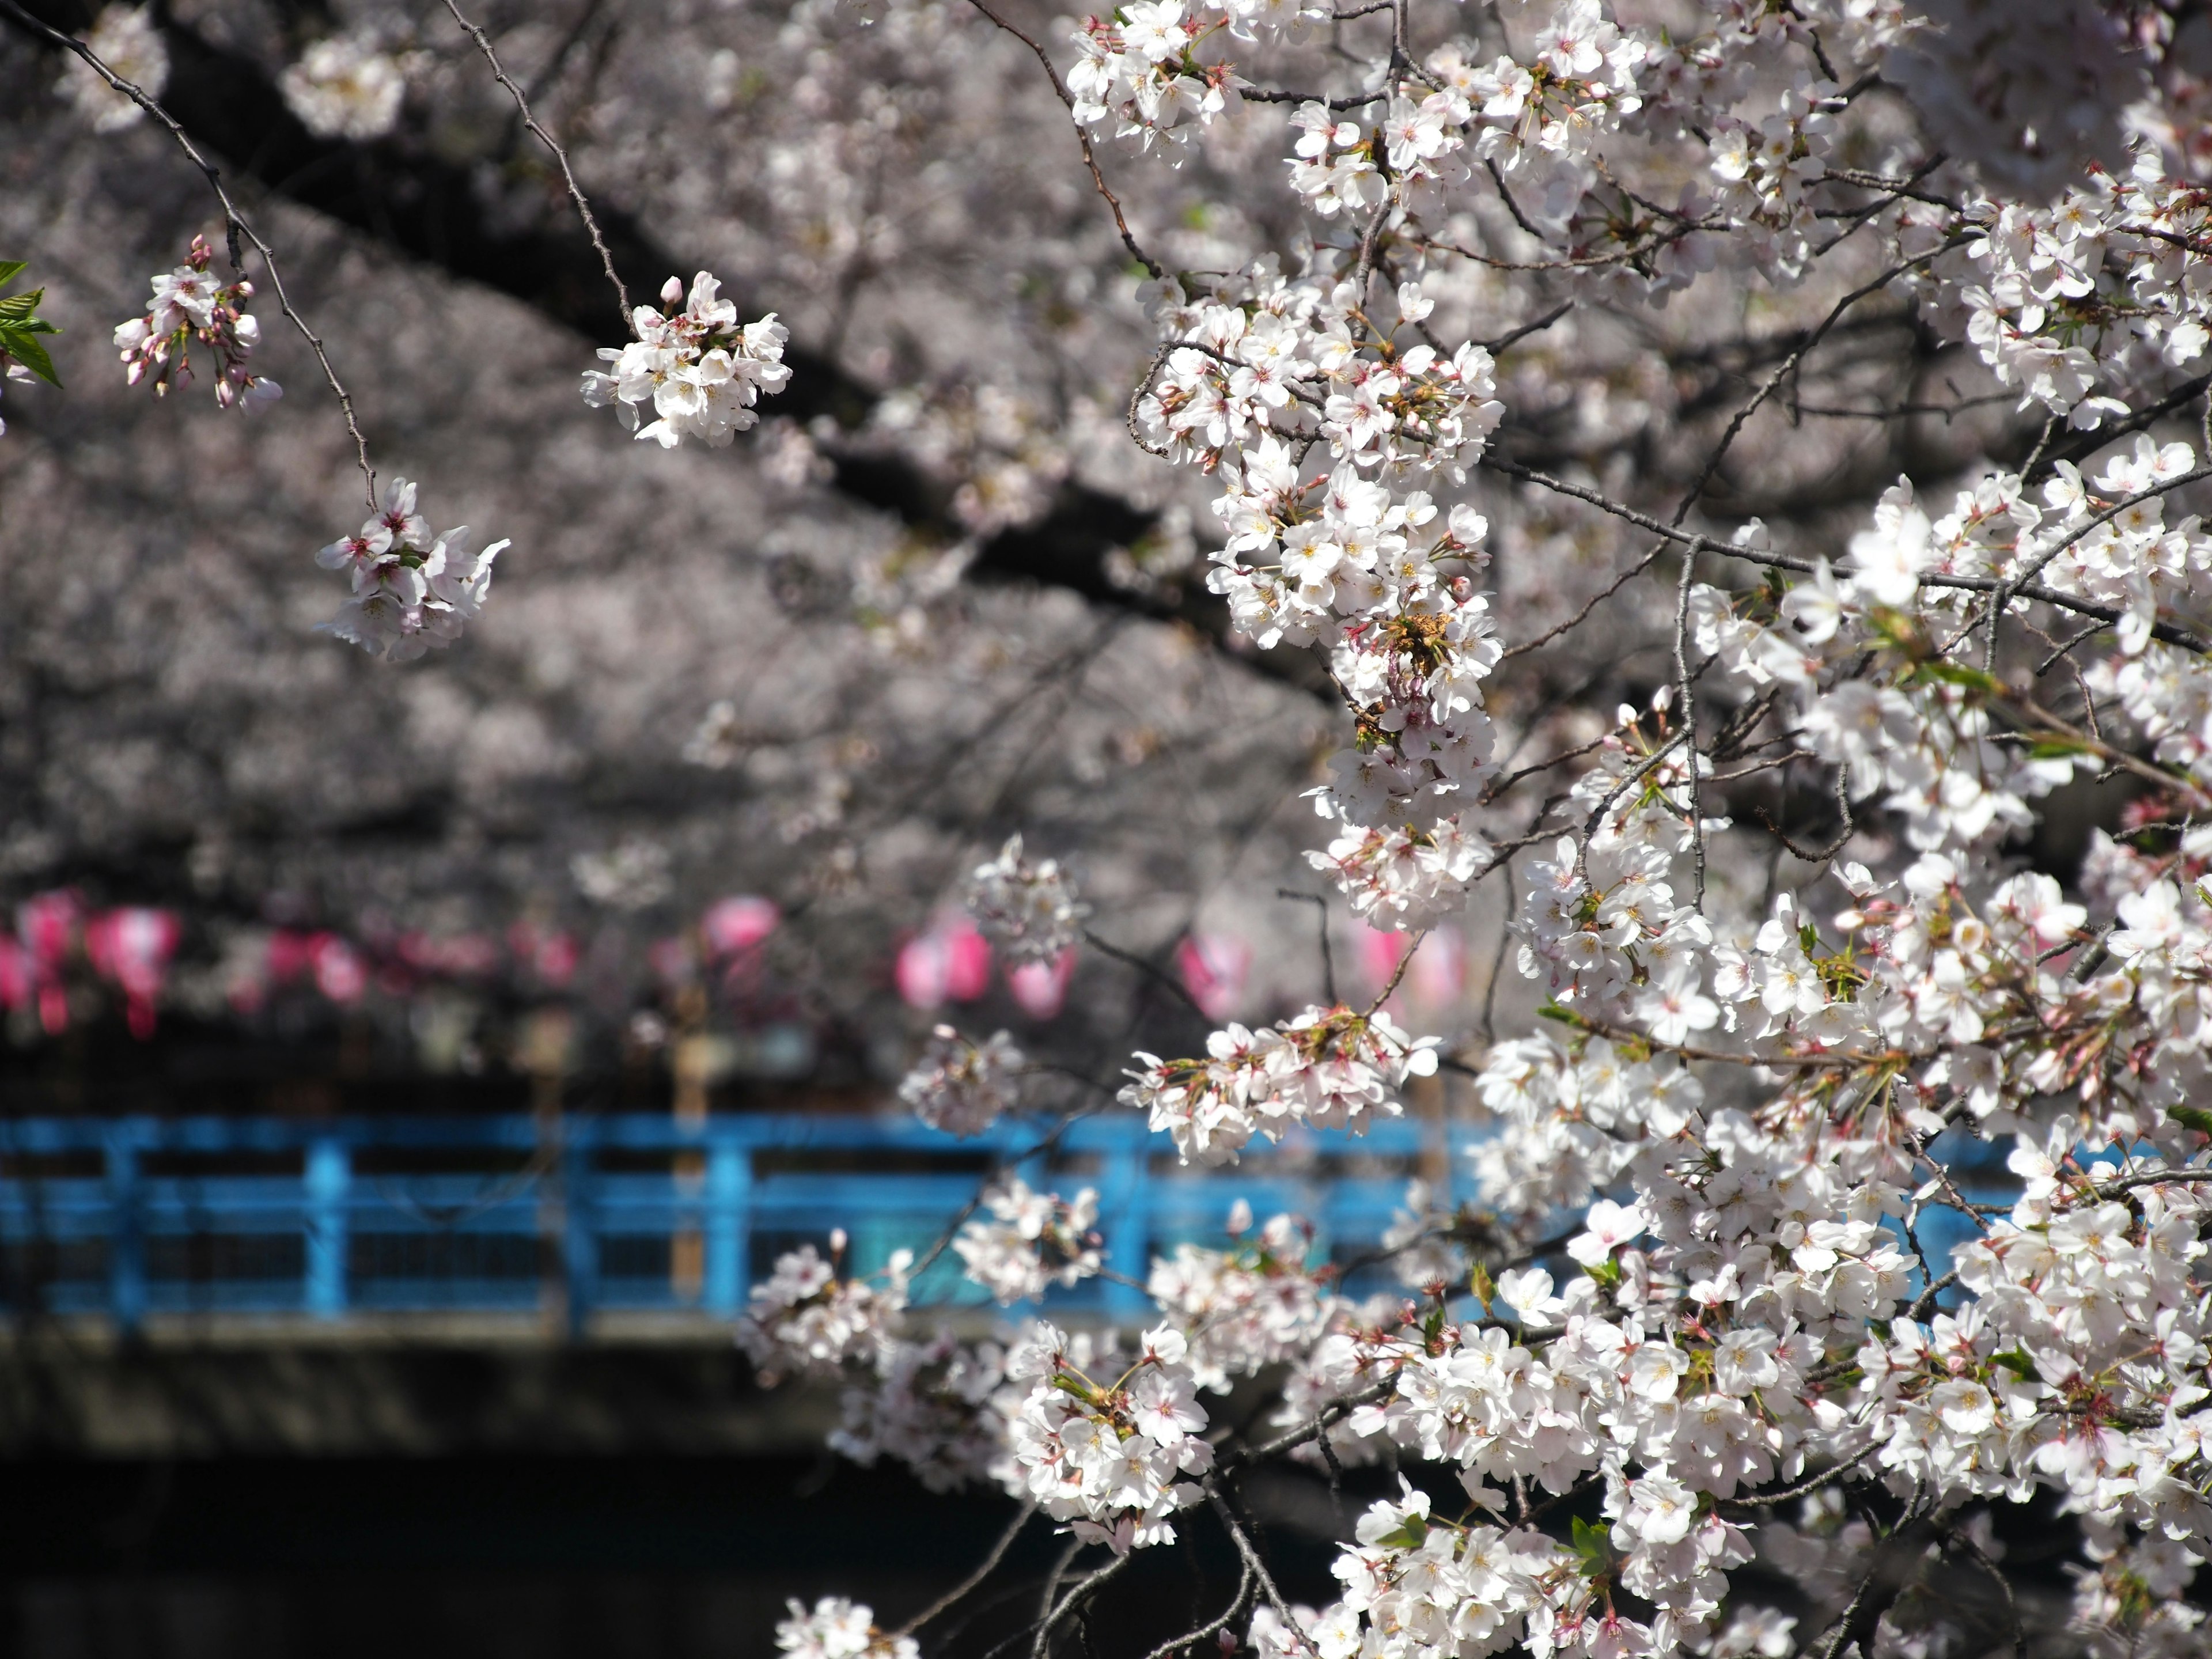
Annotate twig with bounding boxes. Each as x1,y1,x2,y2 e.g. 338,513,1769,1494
1497,545,1662,661
1483,454,2212,656
441,0,632,335
1138,1563,1255,1659
1084,927,1209,1019
1365,928,1425,1014
1943,1521,2024,1659
1671,240,1965,522
899,1501,1041,1634
963,0,1166,280
1203,1486,1309,1649
1479,301,1574,354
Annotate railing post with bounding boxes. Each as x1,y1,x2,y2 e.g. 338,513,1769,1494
1097,1126,1149,1323
562,1120,597,1341
704,1132,751,1317
305,1138,350,1320
104,1122,145,1338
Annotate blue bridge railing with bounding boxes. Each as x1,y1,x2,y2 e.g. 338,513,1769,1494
0,1112,1471,1335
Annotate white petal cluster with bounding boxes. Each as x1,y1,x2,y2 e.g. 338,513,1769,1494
2067,1528,2206,1659
953,1179,1102,1305
59,5,168,133
279,33,408,141
965,834,1089,964
1147,1210,1339,1391
581,273,791,449
1119,1003,1437,1165
112,237,282,410
774,1598,918,1659
1135,267,1505,923
736,1240,910,1385
829,1331,1017,1493
1910,158,2212,428
1006,1321,1213,1553
1324,1482,1575,1659
316,479,507,662
1067,0,1322,158
898,1025,1022,1137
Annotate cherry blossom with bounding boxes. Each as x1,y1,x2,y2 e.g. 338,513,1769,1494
581,273,791,449
112,236,281,411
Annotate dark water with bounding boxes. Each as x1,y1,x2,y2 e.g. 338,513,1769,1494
0,1456,1321,1659
0,1457,1021,1659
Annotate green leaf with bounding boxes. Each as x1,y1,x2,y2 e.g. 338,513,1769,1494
1467,1260,1495,1309
1916,660,2004,696
1537,1000,1582,1027
0,328,60,388
2169,1104,2212,1138
2026,736,2097,760
0,262,24,287
1373,1513,1429,1551
0,289,43,323
1990,1347,2036,1380
1570,1518,1613,1569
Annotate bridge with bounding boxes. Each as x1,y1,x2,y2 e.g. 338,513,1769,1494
0,1111,1468,1335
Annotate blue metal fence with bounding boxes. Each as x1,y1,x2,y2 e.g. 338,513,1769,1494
0,1112,1468,1335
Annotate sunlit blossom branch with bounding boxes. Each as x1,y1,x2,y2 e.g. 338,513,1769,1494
0,0,376,509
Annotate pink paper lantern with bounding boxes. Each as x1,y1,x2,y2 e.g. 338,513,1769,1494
85,907,181,1039
896,919,993,1009
312,935,366,1004
1359,927,1409,1001
1412,927,1467,1008
1007,947,1077,1020
267,930,317,983
702,896,780,957
0,937,28,1012
1177,934,1251,1022
18,891,80,1034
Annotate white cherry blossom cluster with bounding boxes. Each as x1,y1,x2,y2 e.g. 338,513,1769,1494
828,1330,1019,1493
1120,1003,1437,1165
1131,267,1508,923
1005,1321,1212,1553
775,1598,918,1659
1140,278,1503,483
897,1025,1022,1137
112,237,281,411
1067,6,1232,156
315,479,506,662
1904,156,2212,429
695,0,2212,1646
279,32,409,141
581,273,791,449
1441,0,1647,213
953,1179,1102,1305
965,834,1089,964
736,1237,910,1385
1321,1482,1576,1659
2068,1528,2207,1659
58,4,167,133
1147,1207,1340,1391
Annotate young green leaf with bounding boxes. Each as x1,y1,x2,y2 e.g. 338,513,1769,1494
0,328,61,388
